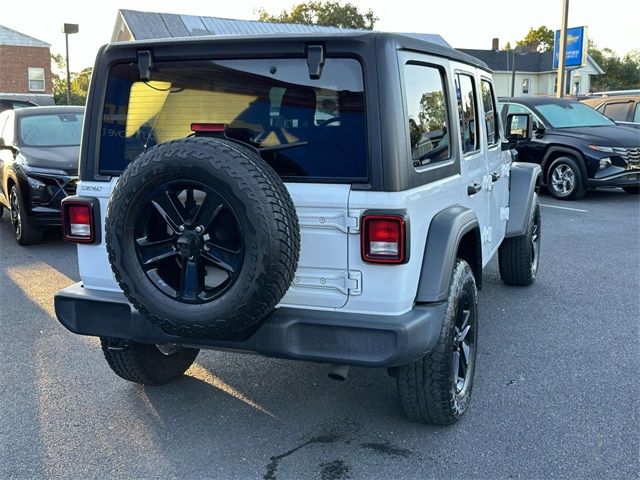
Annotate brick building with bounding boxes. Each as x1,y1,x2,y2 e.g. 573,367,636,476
0,25,54,105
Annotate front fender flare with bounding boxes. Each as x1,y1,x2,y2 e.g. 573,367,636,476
506,162,541,237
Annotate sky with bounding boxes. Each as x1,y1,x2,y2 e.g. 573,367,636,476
2,0,638,71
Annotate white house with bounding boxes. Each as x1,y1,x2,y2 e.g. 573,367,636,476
459,44,603,97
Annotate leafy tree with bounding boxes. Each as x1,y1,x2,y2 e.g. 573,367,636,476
51,53,92,105
517,26,555,52
502,41,513,51
257,1,378,30
418,91,446,132
589,44,640,91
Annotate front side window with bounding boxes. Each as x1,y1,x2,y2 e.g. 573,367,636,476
19,113,84,147
28,67,45,92
456,73,479,154
634,104,640,123
481,79,499,146
99,58,367,180
404,64,450,167
503,103,544,130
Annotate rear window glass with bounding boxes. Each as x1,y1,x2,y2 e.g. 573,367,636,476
99,58,367,180
19,113,83,147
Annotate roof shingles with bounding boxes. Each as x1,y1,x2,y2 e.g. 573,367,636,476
458,49,554,73
0,25,50,47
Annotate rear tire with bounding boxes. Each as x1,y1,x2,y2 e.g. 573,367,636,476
100,337,199,385
396,260,478,425
547,156,585,200
622,186,640,195
10,185,43,245
499,193,541,286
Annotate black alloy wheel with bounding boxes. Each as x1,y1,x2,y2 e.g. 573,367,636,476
134,180,244,304
452,290,476,397
10,187,21,239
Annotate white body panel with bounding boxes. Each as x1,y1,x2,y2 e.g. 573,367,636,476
77,180,355,310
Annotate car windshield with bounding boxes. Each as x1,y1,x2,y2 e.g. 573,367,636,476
99,58,367,181
19,113,84,146
535,102,614,128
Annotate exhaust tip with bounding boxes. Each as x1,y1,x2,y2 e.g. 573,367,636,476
328,365,350,381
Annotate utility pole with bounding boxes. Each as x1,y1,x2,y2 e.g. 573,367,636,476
62,23,79,105
556,0,569,98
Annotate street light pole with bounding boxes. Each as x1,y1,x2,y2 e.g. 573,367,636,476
510,46,528,97
62,23,79,105
511,49,517,97
557,0,570,98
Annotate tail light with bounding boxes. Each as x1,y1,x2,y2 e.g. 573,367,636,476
361,214,407,264
61,197,100,244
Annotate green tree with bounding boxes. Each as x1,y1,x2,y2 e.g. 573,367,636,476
51,53,92,105
517,26,555,52
502,41,513,51
418,91,446,132
588,44,640,91
257,1,378,30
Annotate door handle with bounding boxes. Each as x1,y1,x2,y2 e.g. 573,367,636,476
492,172,501,182
467,183,481,195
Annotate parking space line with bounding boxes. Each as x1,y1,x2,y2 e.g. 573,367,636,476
540,204,588,213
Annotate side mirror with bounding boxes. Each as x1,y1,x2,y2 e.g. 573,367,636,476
505,113,533,141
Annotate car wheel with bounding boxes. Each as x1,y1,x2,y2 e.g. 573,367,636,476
499,193,541,286
547,156,585,200
105,137,300,340
9,185,43,245
396,259,478,425
100,337,199,385
622,186,640,195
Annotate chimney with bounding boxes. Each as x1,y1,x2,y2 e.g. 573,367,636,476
492,38,499,51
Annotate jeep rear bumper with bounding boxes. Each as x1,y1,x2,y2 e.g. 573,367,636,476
54,282,447,368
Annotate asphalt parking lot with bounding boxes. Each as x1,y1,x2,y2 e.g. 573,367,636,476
1,189,638,480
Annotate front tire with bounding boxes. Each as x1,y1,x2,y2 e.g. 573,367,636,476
396,260,478,425
547,156,585,200
622,186,640,195
100,338,199,385
499,193,541,286
9,185,43,245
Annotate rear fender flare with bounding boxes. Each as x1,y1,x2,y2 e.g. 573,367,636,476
415,206,480,303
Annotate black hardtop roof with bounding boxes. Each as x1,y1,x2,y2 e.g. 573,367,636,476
104,31,490,71
14,105,85,116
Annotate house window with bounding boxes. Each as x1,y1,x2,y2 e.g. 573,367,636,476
28,67,45,92
522,77,530,95
553,76,558,94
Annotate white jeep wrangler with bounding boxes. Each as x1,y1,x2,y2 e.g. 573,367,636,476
55,32,541,425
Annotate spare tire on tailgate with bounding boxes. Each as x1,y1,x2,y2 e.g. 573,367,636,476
105,137,300,340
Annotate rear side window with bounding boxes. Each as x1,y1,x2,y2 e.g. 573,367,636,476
480,79,499,146
99,58,367,181
456,73,479,154
602,102,631,122
403,63,450,167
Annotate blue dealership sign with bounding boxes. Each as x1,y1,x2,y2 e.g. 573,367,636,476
553,26,587,69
